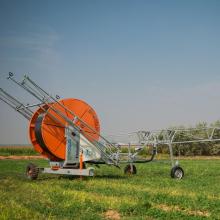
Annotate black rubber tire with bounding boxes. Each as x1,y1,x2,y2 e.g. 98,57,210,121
124,164,137,175
26,163,39,180
171,166,184,179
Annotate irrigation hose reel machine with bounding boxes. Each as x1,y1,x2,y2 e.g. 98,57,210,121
0,73,139,179
29,97,102,178
2,73,220,180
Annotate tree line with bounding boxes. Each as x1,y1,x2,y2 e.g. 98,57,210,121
157,120,220,156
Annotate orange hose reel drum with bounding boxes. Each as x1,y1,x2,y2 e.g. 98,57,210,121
29,98,100,160
29,104,59,161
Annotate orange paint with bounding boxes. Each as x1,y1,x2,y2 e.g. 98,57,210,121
28,104,60,161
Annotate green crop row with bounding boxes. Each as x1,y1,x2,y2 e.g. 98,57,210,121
0,147,38,156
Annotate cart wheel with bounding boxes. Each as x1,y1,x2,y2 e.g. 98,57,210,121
26,163,39,180
124,164,137,175
171,166,184,179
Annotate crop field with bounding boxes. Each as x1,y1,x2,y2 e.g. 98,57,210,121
0,146,37,156
0,155,220,220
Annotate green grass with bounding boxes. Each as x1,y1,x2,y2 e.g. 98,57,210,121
0,147,38,156
0,158,220,220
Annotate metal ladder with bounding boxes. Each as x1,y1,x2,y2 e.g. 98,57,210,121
0,72,120,167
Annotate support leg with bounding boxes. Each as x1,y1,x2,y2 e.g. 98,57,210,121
168,143,175,168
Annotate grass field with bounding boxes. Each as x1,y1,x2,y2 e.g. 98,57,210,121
0,146,37,156
0,157,220,220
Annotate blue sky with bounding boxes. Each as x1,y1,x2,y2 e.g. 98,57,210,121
0,0,220,144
